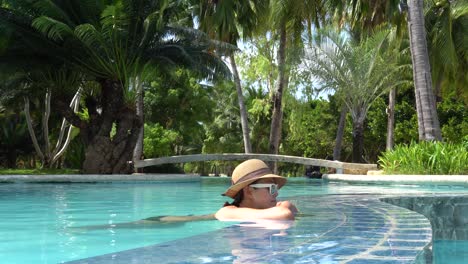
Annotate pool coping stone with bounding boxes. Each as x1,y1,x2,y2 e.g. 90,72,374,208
0,173,200,183
323,174,468,186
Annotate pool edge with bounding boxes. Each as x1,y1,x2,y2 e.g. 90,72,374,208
323,174,468,186
0,173,200,183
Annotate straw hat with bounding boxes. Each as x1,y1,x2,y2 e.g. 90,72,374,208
222,159,287,198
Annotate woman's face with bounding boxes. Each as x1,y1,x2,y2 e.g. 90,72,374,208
249,178,279,209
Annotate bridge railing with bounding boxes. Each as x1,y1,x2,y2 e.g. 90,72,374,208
133,153,378,174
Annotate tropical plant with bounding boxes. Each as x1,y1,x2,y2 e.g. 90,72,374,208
195,0,270,154
437,94,468,144
202,81,244,154
0,0,230,173
284,98,336,159
143,123,181,158
144,68,213,155
304,28,410,162
0,111,32,168
425,0,468,102
0,65,82,168
378,140,468,175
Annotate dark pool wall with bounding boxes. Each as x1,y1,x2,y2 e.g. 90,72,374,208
381,195,468,240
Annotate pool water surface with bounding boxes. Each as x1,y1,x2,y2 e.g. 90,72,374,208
0,177,467,263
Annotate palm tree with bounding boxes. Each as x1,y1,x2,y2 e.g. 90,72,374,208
425,0,468,101
305,28,410,162
405,0,442,141
195,0,269,154
0,0,230,173
268,0,325,163
326,0,407,153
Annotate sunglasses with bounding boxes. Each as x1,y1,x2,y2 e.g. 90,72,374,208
249,183,279,195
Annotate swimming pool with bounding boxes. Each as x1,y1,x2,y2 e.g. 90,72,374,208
0,177,467,263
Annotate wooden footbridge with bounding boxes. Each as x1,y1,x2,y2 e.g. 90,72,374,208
133,153,377,174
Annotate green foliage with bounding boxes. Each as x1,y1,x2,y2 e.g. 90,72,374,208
0,111,33,168
284,98,336,159
63,135,85,170
378,141,468,175
438,95,468,144
145,69,212,129
0,1,466,175
364,97,387,162
202,81,244,153
394,100,419,144
0,168,80,175
143,123,181,158
246,89,271,153
426,0,468,96
144,68,215,155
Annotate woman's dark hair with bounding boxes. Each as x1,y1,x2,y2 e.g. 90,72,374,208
223,190,244,207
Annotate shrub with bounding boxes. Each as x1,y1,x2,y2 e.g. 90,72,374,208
378,140,468,175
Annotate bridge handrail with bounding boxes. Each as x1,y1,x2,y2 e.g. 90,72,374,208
134,153,377,174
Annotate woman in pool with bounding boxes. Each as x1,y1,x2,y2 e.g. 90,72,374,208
145,159,298,222
76,159,298,230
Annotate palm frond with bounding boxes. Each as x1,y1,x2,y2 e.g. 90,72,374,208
32,16,73,41
74,23,103,48
32,0,74,26
100,3,129,39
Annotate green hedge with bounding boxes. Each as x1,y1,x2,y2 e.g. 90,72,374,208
378,140,468,175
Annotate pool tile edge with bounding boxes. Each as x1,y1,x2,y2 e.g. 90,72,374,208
0,174,200,183
323,174,468,186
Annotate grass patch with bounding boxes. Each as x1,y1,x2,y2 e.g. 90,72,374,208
378,141,468,175
0,168,81,175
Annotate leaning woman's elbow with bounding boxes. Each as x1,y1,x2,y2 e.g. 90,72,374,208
281,209,295,220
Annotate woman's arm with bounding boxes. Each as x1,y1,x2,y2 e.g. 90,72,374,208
215,201,298,221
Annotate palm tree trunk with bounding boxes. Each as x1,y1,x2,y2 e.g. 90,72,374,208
229,53,252,153
407,0,442,141
269,23,287,173
333,105,347,160
352,119,365,163
133,77,145,172
82,79,138,174
386,88,396,150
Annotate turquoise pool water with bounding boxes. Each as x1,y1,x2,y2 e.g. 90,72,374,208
0,177,467,263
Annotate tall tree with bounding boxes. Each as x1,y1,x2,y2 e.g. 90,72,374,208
406,0,442,141
268,0,324,163
327,0,407,154
195,0,269,153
